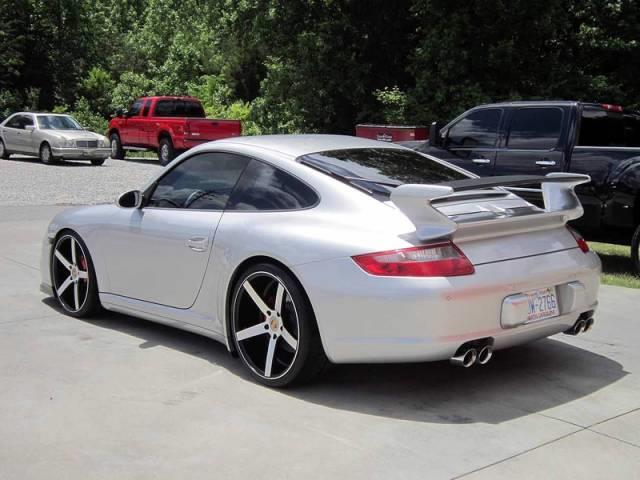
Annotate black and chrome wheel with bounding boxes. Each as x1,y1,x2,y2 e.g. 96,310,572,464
109,133,124,159
158,137,175,166
39,142,55,165
51,232,100,317
91,157,106,166
0,139,9,159
230,264,327,387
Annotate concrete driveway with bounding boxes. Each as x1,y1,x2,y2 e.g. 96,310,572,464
1,205,639,479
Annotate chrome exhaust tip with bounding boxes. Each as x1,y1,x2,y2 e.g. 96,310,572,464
583,318,594,333
565,319,587,336
477,345,493,365
450,348,477,368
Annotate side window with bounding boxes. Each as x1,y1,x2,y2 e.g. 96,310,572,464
5,115,23,129
141,99,151,117
447,109,502,148
578,108,625,146
148,152,250,209
227,160,318,211
154,100,176,117
128,100,143,117
507,108,563,150
23,115,34,127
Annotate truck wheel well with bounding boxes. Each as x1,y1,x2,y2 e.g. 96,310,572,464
108,129,119,138
158,132,172,143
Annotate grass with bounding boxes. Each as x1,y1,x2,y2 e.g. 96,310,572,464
589,241,640,289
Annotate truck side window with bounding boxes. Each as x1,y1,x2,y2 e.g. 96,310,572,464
128,100,143,117
507,108,562,150
447,109,502,148
155,100,176,117
578,108,626,147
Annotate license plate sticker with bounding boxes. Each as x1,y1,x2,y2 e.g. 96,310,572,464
526,287,559,322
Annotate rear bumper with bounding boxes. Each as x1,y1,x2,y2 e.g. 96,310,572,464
51,147,110,159
294,248,601,364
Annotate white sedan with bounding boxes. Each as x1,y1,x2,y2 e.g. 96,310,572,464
40,135,600,387
0,112,110,165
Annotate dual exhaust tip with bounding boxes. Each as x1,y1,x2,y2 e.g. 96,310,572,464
564,317,595,336
450,344,493,368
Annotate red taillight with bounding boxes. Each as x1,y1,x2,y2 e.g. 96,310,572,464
567,227,589,253
352,242,475,277
600,103,623,113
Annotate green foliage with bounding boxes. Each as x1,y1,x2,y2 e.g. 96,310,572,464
53,98,109,134
374,87,409,125
2,0,640,134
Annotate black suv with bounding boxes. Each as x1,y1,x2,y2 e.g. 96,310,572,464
415,101,640,273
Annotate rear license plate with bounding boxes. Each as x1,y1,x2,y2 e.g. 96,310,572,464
526,287,559,322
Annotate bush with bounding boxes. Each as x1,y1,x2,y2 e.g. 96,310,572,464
53,98,109,134
373,86,408,125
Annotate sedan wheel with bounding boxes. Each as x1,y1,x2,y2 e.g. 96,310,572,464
231,265,327,387
40,143,55,165
51,233,100,317
0,139,9,159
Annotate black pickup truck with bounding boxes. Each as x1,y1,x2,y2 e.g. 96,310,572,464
414,101,640,273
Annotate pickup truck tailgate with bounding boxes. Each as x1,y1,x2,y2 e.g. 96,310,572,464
186,119,242,141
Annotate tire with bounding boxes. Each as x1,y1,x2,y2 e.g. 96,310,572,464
230,263,328,387
51,231,101,317
632,224,640,275
91,158,106,166
0,139,9,159
39,142,55,165
158,137,175,166
109,132,124,159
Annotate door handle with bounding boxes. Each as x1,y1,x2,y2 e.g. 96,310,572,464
186,237,208,252
472,158,491,164
535,159,556,166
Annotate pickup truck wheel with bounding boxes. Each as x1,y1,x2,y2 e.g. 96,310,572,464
109,133,124,159
158,138,175,166
632,224,640,275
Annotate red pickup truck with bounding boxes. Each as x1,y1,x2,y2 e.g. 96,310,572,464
108,96,242,165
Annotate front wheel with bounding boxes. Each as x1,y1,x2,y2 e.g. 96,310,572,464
39,142,55,165
230,264,328,387
158,137,175,166
51,232,101,317
109,133,124,159
631,224,640,275
91,158,106,166
0,139,9,159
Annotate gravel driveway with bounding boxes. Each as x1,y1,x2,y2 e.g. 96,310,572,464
0,155,162,206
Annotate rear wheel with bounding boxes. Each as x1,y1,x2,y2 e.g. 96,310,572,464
51,232,101,317
230,263,328,387
632,224,640,275
91,158,106,166
0,139,9,159
158,137,175,165
39,142,55,165
109,133,124,159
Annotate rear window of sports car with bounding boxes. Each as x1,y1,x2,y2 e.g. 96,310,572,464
297,148,468,198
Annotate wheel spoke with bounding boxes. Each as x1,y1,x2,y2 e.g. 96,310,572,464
73,282,80,310
70,237,77,265
281,327,298,350
78,270,88,279
236,322,267,341
56,276,73,297
274,283,285,315
54,249,72,271
264,336,277,377
243,280,270,316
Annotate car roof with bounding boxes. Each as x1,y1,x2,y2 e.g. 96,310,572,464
473,100,580,108
214,134,405,158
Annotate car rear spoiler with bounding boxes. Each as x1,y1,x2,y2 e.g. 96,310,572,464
390,173,590,241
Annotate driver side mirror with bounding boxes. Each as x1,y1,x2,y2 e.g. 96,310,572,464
117,190,142,209
428,121,444,147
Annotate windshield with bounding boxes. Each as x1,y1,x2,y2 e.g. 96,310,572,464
37,115,82,130
298,148,468,198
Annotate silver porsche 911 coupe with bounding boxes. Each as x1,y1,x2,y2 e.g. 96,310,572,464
0,112,110,165
40,135,600,386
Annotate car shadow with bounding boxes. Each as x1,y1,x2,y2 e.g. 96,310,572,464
6,155,95,167
42,297,627,425
121,156,163,165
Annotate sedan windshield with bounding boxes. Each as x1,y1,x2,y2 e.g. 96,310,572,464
37,115,82,130
298,148,468,198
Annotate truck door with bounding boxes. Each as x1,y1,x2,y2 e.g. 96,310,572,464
438,108,503,175
494,106,567,208
119,99,144,145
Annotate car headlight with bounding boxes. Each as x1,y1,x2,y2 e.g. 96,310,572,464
56,138,74,148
